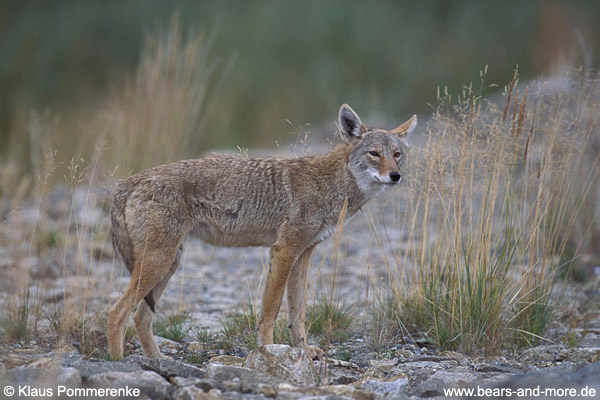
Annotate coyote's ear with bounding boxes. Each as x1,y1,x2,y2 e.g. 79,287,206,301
338,104,367,141
391,115,417,141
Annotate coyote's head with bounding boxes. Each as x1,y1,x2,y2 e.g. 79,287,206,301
338,104,416,193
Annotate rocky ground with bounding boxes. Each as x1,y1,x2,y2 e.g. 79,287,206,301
0,149,600,398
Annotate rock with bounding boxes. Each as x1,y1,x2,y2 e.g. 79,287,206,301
411,370,480,398
69,359,142,379
560,347,600,363
209,355,245,366
426,370,479,386
363,359,396,379
174,385,222,400
86,370,171,400
221,392,269,400
243,344,316,386
361,377,409,397
412,378,445,398
474,362,523,374
126,355,205,379
155,336,182,352
407,368,436,387
221,378,242,392
0,362,5,374
173,386,204,400
327,385,376,400
187,341,203,352
0,367,81,388
3,353,31,369
519,345,566,363
258,383,276,397
26,357,55,369
169,376,217,391
206,363,282,394
491,361,600,392
271,384,366,400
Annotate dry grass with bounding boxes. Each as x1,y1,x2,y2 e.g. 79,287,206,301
98,17,230,174
1,61,598,361
379,69,600,354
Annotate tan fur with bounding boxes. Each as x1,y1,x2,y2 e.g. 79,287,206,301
108,104,416,360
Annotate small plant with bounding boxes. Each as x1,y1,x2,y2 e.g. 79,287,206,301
220,302,290,350
195,328,212,350
333,346,352,362
153,310,192,343
306,298,355,345
368,294,406,348
186,352,209,365
5,286,33,340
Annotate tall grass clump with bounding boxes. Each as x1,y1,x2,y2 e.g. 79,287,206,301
391,69,600,354
100,17,230,174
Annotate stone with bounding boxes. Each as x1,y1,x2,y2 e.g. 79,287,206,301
327,385,377,400
426,370,479,386
155,336,182,352
0,362,5,374
173,385,222,400
221,378,242,392
126,355,205,379
361,377,408,397
491,361,600,392
86,370,171,400
258,383,276,397
243,344,316,386
0,367,81,388
474,362,523,374
206,363,282,394
560,347,600,363
412,378,445,398
69,359,142,379
169,376,217,391
26,357,55,369
221,392,269,400
407,368,436,387
363,359,396,379
2,353,31,369
187,341,203,352
518,345,566,364
209,355,245,366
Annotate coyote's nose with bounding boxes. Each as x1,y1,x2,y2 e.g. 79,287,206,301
389,172,401,182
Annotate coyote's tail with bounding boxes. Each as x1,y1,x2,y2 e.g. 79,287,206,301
110,183,156,312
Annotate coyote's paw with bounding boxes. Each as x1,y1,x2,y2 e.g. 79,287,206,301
303,344,324,360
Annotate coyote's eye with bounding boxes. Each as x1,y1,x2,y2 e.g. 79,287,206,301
393,151,402,158
368,151,380,157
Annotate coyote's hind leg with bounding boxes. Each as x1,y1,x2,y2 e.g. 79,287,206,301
108,246,181,360
133,245,183,358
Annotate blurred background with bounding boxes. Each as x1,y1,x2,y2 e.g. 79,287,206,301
1,0,599,178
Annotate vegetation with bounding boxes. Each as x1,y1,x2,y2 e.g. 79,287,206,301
306,299,355,346
220,302,290,350
3,2,600,178
372,69,600,354
0,6,598,362
153,310,192,343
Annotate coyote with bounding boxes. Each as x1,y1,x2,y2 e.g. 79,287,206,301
108,104,416,360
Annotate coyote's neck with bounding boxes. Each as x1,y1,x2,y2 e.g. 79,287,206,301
308,145,373,216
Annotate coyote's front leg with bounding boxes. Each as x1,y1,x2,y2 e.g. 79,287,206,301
258,234,305,348
286,245,323,359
